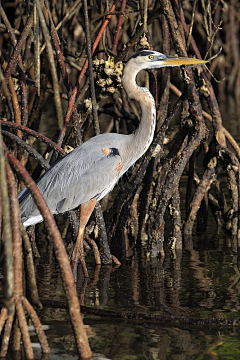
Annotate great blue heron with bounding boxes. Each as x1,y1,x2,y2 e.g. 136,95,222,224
19,50,205,274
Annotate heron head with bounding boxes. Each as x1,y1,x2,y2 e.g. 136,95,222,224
128,50,206,70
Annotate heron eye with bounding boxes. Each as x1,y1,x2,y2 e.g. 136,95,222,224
149,55,154,60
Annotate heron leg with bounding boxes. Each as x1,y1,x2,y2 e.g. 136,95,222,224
71,198,96,277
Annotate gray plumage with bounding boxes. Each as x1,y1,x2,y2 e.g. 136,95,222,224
19,133,129,225
19,50,205,227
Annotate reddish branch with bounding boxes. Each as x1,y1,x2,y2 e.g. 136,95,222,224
112,0,127,54
0,5,29,126
3,13,33,86
6,148,92,358
0,161,50,358
0,120,66,157
2,130,50,170
59,0,120,146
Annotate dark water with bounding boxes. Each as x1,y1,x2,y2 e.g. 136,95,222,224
18,99,240,359
29,224,240,360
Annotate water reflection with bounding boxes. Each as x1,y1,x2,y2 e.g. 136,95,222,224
33,229,240,359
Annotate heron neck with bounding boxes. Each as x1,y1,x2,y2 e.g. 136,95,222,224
122,67,156,165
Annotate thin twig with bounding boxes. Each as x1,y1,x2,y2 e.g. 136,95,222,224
83,0,100,135
34,0,41,96
186,0,198,50
3,12,33,86
0,120,66,157
35,0,64,129
2,130,50,170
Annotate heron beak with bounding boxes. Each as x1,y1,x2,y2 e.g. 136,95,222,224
162,55,206,66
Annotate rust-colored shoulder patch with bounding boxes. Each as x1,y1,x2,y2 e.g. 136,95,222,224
101,147,110,156
115,160,123,176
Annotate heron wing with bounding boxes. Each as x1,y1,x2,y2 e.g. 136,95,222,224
56,154,121,213
19,139,122,222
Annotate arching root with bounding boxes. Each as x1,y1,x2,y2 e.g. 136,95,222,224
0,296,49,358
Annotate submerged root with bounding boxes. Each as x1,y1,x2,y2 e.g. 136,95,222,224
0,297,49,358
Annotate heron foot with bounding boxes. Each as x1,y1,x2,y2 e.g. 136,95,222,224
71,245,89,278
